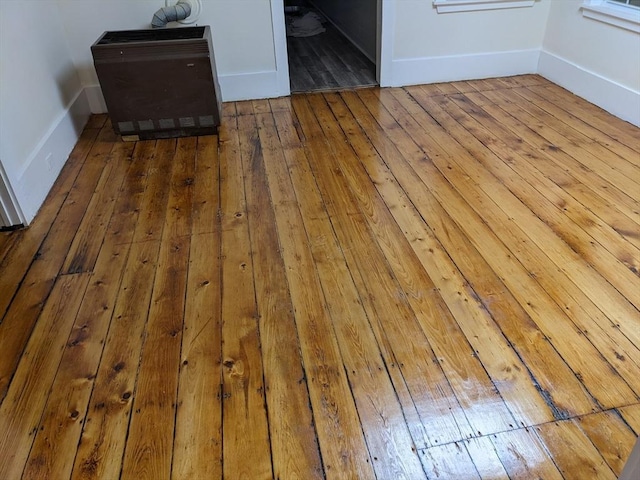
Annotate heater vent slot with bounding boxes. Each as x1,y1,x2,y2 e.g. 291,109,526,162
118,121,135,133
159,118,175,129
179,117,196,128
199,115,215,126
138,120,154,131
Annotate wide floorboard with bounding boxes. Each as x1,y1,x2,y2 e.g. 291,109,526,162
1,75,639,479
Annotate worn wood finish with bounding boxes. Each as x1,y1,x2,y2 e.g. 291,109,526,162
219,116,273,479
1,75,639,479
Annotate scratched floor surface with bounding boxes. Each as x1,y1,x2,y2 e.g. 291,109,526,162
1,75,639,479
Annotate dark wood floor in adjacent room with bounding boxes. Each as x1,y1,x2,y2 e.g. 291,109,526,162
287,12,377,92
1,75,639,479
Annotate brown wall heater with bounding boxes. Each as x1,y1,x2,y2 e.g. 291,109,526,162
91,26,221,140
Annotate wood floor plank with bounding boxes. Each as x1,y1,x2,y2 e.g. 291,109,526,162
0,231,20,264
491,428,564,479
0,273,90,480
497,74,551,88
618,404,640,434
317,89,530,435
162,137,196,239
483,89,640,210
22,240,131,480
70,240,160,480
1,78,639,480
256,109,425,479
0,125,98,318
120,136,195,478
172,232,223,479
131,139,176,244
577,410,638,476
384,87,600,418
63,140,135,273
272,111,453,450
496,87,640,200
387,84,600,417
529,84,640,150
343,88,557,428
120,235,189,479
429,92,640,365
412,93,640,394
106,140,157,245
440,93,640,305
514,86,640,167
285,96,470,448
190,135,219,235
446,92,640,263
237,112,324,479
404,88,640,404
0,127,116,400
464,90,640,231
219,116,273,479
398,85,638,409
464,436,510,479
261,100,377,478
85,114,108,130
535,420,617,480
419,443,480,479
171,138,222,479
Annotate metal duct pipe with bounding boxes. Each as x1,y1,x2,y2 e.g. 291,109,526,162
151,0,192,28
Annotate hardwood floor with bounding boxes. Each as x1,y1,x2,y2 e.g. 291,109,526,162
287,9,377,93
1,75,639,479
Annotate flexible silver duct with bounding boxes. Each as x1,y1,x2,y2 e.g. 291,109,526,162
151,0,192,28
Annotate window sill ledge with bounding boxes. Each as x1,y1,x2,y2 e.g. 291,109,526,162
581,2,640,33
433,0,535,14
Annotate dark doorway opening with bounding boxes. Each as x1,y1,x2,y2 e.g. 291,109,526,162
285,1,377,93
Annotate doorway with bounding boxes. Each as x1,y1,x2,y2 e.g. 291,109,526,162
283,1,378,93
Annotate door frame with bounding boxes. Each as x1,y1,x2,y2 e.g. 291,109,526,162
0,161,24,228
271,0,395,91
271,0,292,96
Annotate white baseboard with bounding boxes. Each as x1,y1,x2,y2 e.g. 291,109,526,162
86,84,107,114
388,49,540,87
538,50,640,127
218,70,286,101
14,89,91,224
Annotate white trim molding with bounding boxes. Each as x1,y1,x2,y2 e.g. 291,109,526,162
86,85,107,114
433,0,535,14
0,162,24,227
378,0,396,86
270,0,292,98
538,50,640,127
581,0,640,33
13,89,91,223
388,49,539,87
217,71,283,102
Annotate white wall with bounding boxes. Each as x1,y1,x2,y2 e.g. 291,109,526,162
57,0,280,105
540,0,640,125
0,0,90,224
386,0,552,86
311,0,377,61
